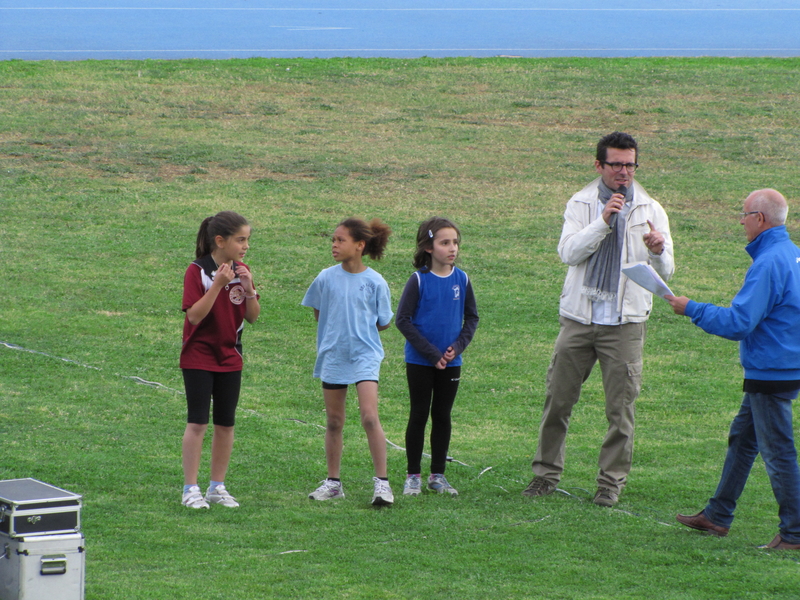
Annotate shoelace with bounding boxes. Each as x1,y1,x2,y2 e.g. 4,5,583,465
527,478,551,493
314,481,340,495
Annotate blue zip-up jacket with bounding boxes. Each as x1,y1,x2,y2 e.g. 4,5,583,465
684,225,800,381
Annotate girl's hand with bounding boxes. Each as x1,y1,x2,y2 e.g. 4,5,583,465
435,347,456,370
214,263,235,287
236,264,255,295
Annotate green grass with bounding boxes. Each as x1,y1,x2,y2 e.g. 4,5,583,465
1,57,800,599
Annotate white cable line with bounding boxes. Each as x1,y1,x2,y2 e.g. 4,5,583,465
1,340,101,371
285,417,469,465
2,340,678,525
1,340,184,394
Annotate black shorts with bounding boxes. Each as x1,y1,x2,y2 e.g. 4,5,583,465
182,369,241,427
321,379,378,390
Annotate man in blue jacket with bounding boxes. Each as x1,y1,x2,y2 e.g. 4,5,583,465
666,188,800,550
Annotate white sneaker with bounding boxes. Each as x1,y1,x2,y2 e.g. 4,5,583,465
372,477,394,506
182,485,210,509
205,484,239,508
309,479,345,501
403,474,422,496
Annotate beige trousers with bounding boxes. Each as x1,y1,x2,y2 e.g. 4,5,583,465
532,317,645,494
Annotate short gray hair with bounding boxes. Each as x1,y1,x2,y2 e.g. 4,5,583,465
748,189,788,226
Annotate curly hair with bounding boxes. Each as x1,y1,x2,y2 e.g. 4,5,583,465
337,217,392,260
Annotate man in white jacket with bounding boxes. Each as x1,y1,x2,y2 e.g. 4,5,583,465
523,132,674,506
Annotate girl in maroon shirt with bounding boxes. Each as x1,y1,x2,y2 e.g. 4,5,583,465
180,211,260,509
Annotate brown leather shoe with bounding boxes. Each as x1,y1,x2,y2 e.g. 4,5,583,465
521,476,556,497
593,487,619,507
676,511,729,537
758,534,800,550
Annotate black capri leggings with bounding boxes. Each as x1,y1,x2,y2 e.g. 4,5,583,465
182,369,241,427
404,362,461,475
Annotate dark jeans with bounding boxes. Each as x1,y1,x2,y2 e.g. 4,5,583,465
704,392,800,543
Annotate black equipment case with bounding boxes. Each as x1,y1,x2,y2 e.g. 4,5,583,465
0,479,81,538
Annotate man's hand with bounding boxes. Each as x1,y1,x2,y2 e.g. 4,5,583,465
643,220,665,255
602,192,626,225
665,294,690,315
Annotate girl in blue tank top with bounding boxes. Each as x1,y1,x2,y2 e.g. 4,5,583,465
396,217,479,497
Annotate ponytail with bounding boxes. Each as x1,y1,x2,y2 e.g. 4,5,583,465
338,217,391,261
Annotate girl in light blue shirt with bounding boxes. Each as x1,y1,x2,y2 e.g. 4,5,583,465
302,218,395,506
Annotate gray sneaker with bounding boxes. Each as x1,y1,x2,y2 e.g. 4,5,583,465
403,474,422,496
427,474,458,496
522,476,556,497
309,479,345,501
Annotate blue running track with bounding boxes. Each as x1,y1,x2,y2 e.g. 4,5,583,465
1,1,799,60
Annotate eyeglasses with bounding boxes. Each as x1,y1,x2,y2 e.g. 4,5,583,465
601,162,638,173
739,211,762,218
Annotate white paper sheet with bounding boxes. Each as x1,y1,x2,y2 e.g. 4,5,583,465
621,263,673,298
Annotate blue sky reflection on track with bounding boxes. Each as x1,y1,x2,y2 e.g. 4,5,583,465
1,1,799,60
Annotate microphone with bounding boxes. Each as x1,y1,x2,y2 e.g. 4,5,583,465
608,185,627,228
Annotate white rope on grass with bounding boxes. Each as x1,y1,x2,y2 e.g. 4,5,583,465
121,375,183,393
0,346,692,530
1,340,184,394
1,340,101,371
286,416,471,467
284,418,324,430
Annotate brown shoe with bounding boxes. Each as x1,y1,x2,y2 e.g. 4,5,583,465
593,487,619,507
521,476,556,497
758,534,800,550
676,511,729,537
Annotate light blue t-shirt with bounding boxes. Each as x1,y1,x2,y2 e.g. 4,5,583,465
301,264,393,384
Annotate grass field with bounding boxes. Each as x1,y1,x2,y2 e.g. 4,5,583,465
1,57,799,599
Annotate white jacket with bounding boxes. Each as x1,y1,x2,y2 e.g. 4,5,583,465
558,178,674,325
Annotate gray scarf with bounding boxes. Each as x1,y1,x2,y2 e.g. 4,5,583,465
581,181,633,302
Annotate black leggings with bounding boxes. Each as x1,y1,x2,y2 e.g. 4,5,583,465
405,363,461,475
182,369,241,427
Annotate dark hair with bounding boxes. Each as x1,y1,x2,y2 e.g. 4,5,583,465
413,216,461,270
337,217,391,261
195,211,249,259
596,131,638,163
